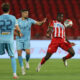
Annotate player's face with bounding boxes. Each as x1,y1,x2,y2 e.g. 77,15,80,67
22,11,29,19
57,14,63,22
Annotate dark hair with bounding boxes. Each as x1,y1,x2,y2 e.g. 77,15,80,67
1,3,10,13
57,12,63,17
21,9,28,12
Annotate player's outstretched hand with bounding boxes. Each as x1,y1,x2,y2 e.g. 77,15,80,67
71,43,76,46
46,33,50,38
42,18,47,23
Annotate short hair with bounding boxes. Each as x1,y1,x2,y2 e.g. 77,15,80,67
57,12,63,17
21,9,28,12
1,3,10,13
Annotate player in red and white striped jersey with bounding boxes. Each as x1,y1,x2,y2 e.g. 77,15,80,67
50,20,65,38
37,13,75,72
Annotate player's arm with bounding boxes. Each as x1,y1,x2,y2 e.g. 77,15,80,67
14,18,23,37
35,18,47,26
46,23,53,38
65,34,75,46
65,35,70,43
15,25,23,37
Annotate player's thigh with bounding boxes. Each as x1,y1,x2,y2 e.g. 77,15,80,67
5,43,14,57
16,41,23,50
60,41,72,51
24,41,30,50
0,43,5,55
24,41,30,54
47,42,58,54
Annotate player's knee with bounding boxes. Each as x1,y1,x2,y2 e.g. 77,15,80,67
68,48,75,56
17,50,22,56
26,51,30,55
25,50,30,54
10,56,14,58
72,52,75,56
45,57,49,60
18,53,22,56
70,50,75,56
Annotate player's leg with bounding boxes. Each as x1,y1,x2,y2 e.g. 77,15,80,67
63,47,75,66
24,41,30,69
5,43,18,79
16,42,25,75
10,56,18,79
25,49,30,69
17,50,23,67
0,43,5,55
60,41,75,66
37,52,52,72
37,41,58,72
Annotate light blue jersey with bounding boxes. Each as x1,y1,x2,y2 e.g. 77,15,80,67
16,18,36,42
0,14,18,43
16,18,36,50
0,14,18,56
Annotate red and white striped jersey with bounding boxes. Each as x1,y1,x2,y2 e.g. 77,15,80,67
50,20,65,39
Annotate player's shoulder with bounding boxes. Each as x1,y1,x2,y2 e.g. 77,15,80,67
26,18,32,21
6,14,16,18
27,18,35,21
0,14,16,19
17,18,21,21
50,20,56,23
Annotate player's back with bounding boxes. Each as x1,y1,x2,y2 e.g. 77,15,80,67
0,14,16,43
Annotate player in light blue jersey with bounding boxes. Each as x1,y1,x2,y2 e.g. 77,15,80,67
15,9,46,75
0,3,22,79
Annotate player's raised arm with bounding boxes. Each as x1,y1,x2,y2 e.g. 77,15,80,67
46,21,53,38
35,18,47,26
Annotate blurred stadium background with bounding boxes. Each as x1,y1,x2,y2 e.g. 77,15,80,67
0,0,80,80
0,0,80,40
0,0,80,59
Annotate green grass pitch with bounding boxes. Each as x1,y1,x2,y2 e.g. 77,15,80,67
0,59,80,80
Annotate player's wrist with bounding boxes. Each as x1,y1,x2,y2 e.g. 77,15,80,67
17,31,22,37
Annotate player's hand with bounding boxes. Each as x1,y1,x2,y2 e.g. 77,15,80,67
46,33,50,38
70,43,76,46
19,33,23,37
42,18,47,23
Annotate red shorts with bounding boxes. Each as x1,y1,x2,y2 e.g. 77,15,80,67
47,37,72,54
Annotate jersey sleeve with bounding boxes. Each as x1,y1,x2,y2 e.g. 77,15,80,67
14,17,18,26
30,18,37,24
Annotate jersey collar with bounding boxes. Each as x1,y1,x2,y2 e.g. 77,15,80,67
3,13,9,15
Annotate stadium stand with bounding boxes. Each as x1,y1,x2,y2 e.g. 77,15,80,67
0,0,80,39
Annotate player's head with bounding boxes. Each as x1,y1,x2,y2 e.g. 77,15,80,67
21,9,29,19
1,3,10,13
57,13,63,22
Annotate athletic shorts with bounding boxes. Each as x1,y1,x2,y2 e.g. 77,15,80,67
47,37,72,54
0,43,14,56
16,41,30,50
